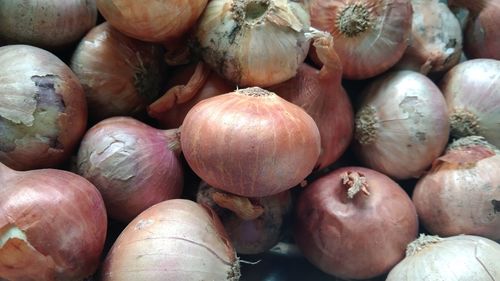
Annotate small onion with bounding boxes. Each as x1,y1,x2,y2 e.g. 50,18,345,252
309,0,413,79
386,234,500,280
193,0,312,87
180,87,321,197
412,136,500,240
0,162,107,281
100,199,241,281
77,117,184,223
0,0,97,49
440,58,500,147
353,70,449,179
0,45,87,171
294,166,419,279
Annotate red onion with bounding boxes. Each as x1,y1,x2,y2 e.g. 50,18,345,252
294,166,418,279
309,0,413,79
77,117,184,223
412,136,500,240
0,45,87,171
0,162,107,281
440,58,500,147
353,70,450,179
100,199,241,281
180,87,321,197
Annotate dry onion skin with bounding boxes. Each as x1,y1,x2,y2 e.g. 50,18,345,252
180,87,321,197
386,234,500,280
0,0,97,49
309,0,412,79
193,0,312,87
0,45,87,171
412,136,500,240
96,0,208,42
440,59,500,147
100,199,241,281
353,70,450,179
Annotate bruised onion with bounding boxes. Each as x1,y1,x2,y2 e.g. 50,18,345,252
440,58,500,147
0,45,87,170
100,199,240,281
309,0,412,79
180,87,321,197
71,22,166,122
353,70,449,179
77,117,184,223
294,166,418,279
412,136,500,240
0,162,107,281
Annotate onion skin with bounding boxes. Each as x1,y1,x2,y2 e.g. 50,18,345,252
294,166,419,279
0,45,87,171
77,117,184,223
0,163,107,281
440,59,500,148
353,70,450,179
100,199,240,281
180,87,321,197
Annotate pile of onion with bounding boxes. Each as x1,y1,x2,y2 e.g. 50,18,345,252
0,162,107,281
0,45,87,170
294,166,418,279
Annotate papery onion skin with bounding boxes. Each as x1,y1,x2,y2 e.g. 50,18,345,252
100,199,240,281
96,0,208,42
77,117,184,223
0,0,97,49
0,163,107,281
309,0,412,79
294,166,419,279
386,234,500,280
440,59,500,147
353,70,449,179
180,87,321,197
0,45,87,171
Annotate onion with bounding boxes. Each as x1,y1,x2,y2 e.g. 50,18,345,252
308,0,412,79
294,166,418,279
386,234,500,280
412,136,500,240
180,87,321,197
100,199,241,281
193,0,312,87
0,45,87,171
353,70,449,179
76,116,184,223
196,182,292,255
70,22,166,123
96,0,208,42
440,58,500,147
394,0,462,74
0,0,97,49
269,34,354,169
0,162,107,281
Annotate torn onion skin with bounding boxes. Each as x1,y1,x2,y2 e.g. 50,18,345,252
100,199,241,281
294,166,418,279
0,162,107,281
0,45,87,171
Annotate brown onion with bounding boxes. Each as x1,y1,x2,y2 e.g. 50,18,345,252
100,199,240,281
76,117,184,223
0,45,87,170
412,136,500,240
440,58,500,147
180,87,321,197
353,70,449,179
309,0,412,79
0,162,107,281
294,166,418,279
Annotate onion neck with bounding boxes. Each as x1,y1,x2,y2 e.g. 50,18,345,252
450,109,480,139
405,234,442,257
162,128,182,155
340,171,370,199
355,106,378,145
335,3,373,37
212,191,265,220
236,87,274,97
447,135,498,153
